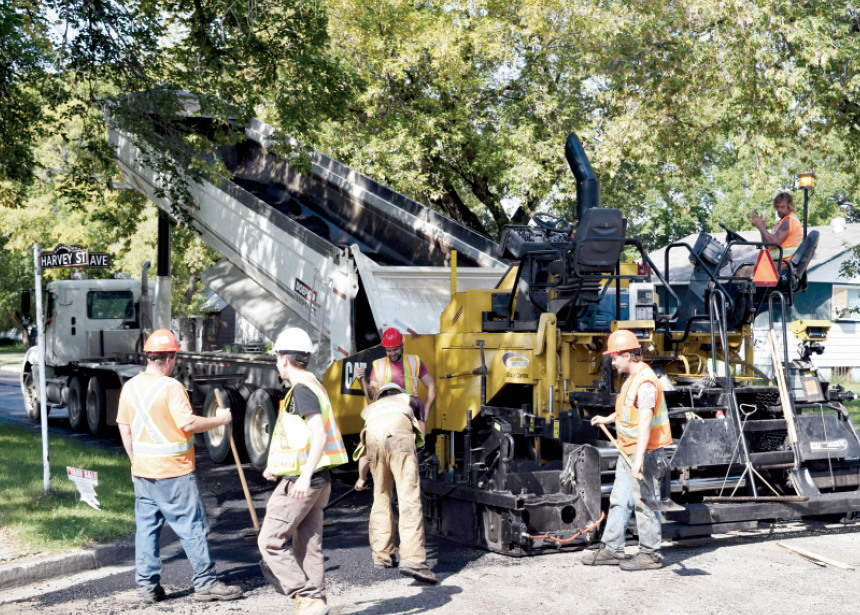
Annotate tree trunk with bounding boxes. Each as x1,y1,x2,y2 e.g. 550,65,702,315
178,317,196,352
429,185,492,238
12,313,32,350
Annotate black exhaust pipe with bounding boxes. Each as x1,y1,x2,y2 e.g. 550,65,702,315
564,133,600,218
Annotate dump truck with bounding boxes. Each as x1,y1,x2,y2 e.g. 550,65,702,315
20,107,506,470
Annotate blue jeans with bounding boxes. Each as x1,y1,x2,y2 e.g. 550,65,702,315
600,448,667,556
133,473,217,595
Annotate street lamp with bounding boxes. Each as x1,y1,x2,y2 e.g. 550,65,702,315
796,171,815,239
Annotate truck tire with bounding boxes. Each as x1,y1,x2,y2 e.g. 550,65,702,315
86,376,108,437
67,375,88,433
21,369,41,421
244,388,285,471
200,385,247,464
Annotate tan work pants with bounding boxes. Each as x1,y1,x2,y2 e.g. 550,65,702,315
258,478,331,599
365,414,426,568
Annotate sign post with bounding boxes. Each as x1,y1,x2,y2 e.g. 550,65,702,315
32,244,50,492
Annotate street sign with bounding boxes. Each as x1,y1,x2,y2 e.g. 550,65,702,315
40,245,111,269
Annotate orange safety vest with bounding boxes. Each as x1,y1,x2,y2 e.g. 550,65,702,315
614,365,672,455
769,213,803,260
373,354,422,395
267,372,348,476
128,376,194,461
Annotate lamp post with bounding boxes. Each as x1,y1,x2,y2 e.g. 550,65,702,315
797,171,815,240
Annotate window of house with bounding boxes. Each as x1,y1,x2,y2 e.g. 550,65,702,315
831,285,860,321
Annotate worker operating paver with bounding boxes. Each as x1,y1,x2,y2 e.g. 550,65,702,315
258,327,348,615
354,382,436,584
355,327,436,435
582,329,672,571
749,192,803,260
116,329,244,603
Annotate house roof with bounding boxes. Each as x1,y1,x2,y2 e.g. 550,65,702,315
647,221,860,284
199,290,228,313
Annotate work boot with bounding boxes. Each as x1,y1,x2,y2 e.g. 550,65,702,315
193,581,244,601
581,547,629,566
141,585,165,603
619,551,663,571
297,596,331,615
295,594,306,611
400,566,438,584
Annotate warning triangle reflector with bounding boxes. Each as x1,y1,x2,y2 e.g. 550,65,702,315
753,249,779,287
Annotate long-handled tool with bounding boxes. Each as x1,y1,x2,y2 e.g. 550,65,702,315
598,422,683,513
215,389,260,534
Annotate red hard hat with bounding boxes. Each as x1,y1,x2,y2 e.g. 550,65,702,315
381,327,404,349
603,329,641,355
144,329,180,352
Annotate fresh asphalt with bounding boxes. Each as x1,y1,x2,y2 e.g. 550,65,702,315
0,370,488,607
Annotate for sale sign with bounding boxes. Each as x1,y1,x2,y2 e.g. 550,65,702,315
66,466,100,510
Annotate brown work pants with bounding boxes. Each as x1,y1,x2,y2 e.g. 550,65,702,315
365,414,426,568
258,478,331,599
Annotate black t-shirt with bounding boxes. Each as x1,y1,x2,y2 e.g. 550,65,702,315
282,383,331,485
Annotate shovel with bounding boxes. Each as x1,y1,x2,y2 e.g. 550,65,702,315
598,423,684,513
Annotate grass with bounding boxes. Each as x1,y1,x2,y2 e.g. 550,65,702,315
0,424,135,554
0,344,25,370
0,343,25,353
843,382,860,426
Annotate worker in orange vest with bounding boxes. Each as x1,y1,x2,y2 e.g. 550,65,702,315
355,327,436,435
749,192,803,260
582,330,672,571
117,330,243,603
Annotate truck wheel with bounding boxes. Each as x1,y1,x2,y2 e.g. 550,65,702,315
244,388,285,471
67,375,88,433
21,370,40,421
201,386,247,464
86,376,108,437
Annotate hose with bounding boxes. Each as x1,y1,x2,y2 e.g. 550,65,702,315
526,511,606,544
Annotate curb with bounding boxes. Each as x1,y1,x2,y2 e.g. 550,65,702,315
0,543,134,592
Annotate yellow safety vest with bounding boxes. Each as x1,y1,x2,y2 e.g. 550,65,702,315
373,354,422,395
129,376,194,459
353,393,424,461
614,366,672,455
267,372,348,476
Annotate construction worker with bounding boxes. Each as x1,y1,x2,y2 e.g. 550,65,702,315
353,383,436,584
582,329,672,571
117,329,243,603
749,192,803,260
355,327,436,434
258,327,348,615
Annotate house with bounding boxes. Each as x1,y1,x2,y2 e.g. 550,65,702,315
648,219,860,379
177,291,268,353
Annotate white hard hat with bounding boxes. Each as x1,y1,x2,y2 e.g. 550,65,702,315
374,382,405,402
271,328,315,354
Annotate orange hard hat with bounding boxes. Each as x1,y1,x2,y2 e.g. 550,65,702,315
381,327,404,349
144,329,180,352
603,329,641,355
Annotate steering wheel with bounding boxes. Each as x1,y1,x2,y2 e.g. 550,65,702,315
533,213,572,234
718,222,745,244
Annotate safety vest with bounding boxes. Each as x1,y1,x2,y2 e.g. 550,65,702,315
267,372,348,476
373,354,422,395
768,213,802,260
129,376,194,460
352,393,424,461
614,365,672,455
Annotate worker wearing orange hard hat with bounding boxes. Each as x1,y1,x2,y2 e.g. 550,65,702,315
582,329,671,571
117,330,243,603
355,327,436,435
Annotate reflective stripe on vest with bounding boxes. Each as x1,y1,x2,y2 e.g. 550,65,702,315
614,366,672,454
267,372,348,476
373,354,421,395
360,393,424,450
129,377,194,458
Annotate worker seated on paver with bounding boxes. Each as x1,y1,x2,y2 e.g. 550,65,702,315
354,383,437,584
355,327,436,435
748,192,802,262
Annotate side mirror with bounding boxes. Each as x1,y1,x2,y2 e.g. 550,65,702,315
21,291,31,321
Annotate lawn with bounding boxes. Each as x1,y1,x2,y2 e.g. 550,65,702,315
0,424,135,554
0,344,25,371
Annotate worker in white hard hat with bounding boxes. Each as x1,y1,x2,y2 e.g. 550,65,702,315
117,330,243,603
257,328,347,615
353,383,436,584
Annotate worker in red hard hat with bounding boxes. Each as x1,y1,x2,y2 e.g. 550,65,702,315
117,330,243,603
582,329,671,571
355,327,436,435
